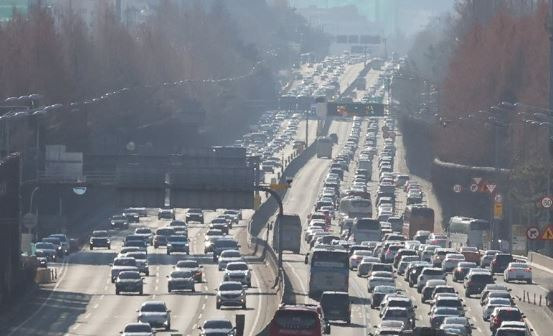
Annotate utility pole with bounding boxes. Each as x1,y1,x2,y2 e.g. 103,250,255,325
545,0,553,254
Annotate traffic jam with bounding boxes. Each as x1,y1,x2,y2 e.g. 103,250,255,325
86,207,249,335
268,105,535,336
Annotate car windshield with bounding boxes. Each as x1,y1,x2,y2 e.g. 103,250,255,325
498,310,522,320
221,250,241,258
92,231,108,237
114,259,136,266
35,243,55,249
219,283,243,291
321,294,349,309
171,271,193,278
135,229,151,234
141,303,166,312
126,253,146,260
50,235,67,242
124,324,152,332
226,263,248,271
510,263,528,269
177,261,198,268
168,236,187,242
375,286,397,294
443,317,467,325
119,272,140,279
203,320,233,330
384,309,407,318
274,310,317,329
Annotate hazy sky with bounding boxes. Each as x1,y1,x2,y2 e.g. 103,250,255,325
291,0,457,36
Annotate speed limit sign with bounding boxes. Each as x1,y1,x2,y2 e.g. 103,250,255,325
542,196,553,208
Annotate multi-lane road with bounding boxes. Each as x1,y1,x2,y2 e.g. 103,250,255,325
1,210,278,336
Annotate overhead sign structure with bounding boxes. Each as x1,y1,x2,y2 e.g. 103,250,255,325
526,226,540,240
469,184,479,193
541,196,553,209
453,184,462,193
486,184,497,194
541,226,553,240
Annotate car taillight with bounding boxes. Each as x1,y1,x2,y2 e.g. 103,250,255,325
509,269,516,272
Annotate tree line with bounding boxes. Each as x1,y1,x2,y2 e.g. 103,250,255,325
0,0,329,151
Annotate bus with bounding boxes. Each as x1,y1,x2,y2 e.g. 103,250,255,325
402,205,434,239
339,196,372,218
305,246,349,299
351,218,381,242
316,137,333,158
448,216,490,250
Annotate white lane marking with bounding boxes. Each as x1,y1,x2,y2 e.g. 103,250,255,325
201,303,206,310
248,271,263,336
72,324,81,331
83,313,91,319
6,260,69,336
93,304,99,309
99,294,105,300
285,261,307,303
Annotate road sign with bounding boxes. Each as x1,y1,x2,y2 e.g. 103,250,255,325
527,226,540,240
486,184,497,193
453,184,462,193
493,202,503,219
541,226,553,240
469,184,479,192
472,177,482,185
494,193,503,203
22,213,37,230
541,196,553,208
270,183,289,191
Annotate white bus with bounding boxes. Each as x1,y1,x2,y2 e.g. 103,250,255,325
351,218,381,243
339,196,372,219
305,246,349,299
448,216,490,250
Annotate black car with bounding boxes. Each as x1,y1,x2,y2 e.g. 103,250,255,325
408,264,429,287
115,271,143,295
125,212,140,223
185,209,204,223
89,230,111,250
111,215,129,229
320,291,351,324
490,253,513,273
464,272,495,297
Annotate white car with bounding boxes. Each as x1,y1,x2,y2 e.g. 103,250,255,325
137,301,171,331
121,323,154,336
218,250,244,271
349,250,375,270
368,276,395,293
417,267,446,292
441,254,466,272
504,262,532,283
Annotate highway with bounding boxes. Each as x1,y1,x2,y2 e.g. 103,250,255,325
1,210,278,336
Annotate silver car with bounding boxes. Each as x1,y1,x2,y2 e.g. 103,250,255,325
216,281,247,309
167,270,195,292
137,301,171,330
218,250,244,271
504,262,532,283
110,257,138,282
224,262,252,287
125,252,150,276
